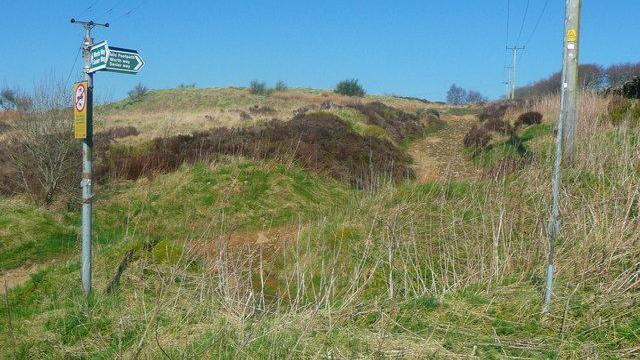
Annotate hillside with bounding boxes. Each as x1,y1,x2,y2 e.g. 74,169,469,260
1,88,639,358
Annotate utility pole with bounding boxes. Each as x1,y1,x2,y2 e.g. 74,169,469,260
543,0,582,315
507,46,525,99
560,0,581,161
502,81,510,100
504,65,512,99
71,18,109,299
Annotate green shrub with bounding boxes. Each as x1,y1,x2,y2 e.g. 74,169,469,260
335,79,366,97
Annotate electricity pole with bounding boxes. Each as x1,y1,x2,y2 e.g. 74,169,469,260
560,0,581,161
507,46,525,99
504,66,512,99
543,0,582,315
71,19,109,299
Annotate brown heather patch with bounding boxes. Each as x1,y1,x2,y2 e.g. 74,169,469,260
347,101,427,142
96,112,414,188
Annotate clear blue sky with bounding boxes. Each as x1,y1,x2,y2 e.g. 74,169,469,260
1,1,638,102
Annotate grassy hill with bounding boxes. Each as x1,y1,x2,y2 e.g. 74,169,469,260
1,88,639,358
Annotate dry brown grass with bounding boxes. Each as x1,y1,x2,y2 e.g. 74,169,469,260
94,88,443,142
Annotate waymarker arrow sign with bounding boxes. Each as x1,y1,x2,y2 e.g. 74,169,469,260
89,41,145,74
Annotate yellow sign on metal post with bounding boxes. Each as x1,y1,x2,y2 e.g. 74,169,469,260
73,81,88,139
566,29,578,42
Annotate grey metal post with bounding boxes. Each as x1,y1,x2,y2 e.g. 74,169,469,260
561,0,582,161
81,25,94,298
543,0,582,314
71,18,108,298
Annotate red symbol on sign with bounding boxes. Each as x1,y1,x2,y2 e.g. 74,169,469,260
75,85,86,112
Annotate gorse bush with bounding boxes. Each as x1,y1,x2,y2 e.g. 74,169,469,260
335,79,366,97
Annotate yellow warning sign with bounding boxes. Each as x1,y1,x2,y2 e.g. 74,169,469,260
567,29,578,42
73,81,88,139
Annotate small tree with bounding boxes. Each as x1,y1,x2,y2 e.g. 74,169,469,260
1,87,32,111
274,80,288,92
249,80,270,95
466,90,487,104
446,84,467,105
7,79,79,205
128,83,148,102
335,79,366,97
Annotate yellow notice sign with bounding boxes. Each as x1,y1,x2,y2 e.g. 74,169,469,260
73,81,88,139
567,29,578,42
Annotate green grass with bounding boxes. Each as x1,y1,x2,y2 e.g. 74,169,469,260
0,200,77,271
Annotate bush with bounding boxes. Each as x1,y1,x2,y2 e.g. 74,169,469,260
483,118,513,135
128,83,148,102
274,81,288,92
347,102,425,142
515,111,543,127
477,101,518,122
463,125,491,152
608,96,632,126
249,80,271,96
335,79,366,97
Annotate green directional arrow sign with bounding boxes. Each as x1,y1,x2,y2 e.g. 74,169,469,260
88,41,145,74
105,46,145,74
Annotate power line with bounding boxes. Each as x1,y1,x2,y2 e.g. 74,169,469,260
505,0,511,48
65,46,82,88
106,0,126,15
515,0,531,45
81,1,100,16
112,0,147,22
524,0,550,48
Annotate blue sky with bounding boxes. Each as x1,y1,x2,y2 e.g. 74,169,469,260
1,1,638,102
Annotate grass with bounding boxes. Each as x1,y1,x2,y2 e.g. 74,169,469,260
0,199,77,271
1,92,639,358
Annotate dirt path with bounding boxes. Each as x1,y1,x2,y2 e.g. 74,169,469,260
410,114,481,182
